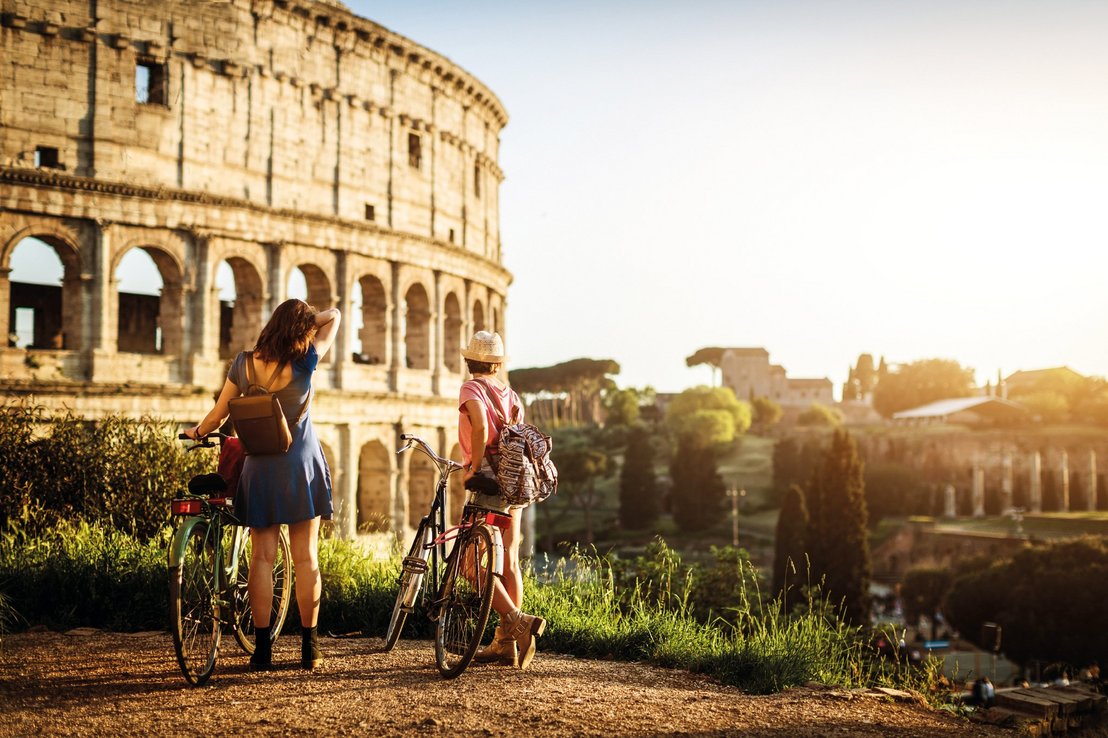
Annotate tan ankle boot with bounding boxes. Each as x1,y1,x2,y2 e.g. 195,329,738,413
474,624,518,665
506,611,547,671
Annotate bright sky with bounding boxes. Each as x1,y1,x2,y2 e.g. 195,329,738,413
348,0,1108,393
13,1,1108,394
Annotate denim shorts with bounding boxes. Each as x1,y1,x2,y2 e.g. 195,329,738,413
465,457,517,513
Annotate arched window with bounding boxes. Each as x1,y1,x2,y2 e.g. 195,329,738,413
352,275,387,365
7,237,65,349
443,292,462,373
116,247,170,354
408,448,437,529
217,257,265,359
404,283,430,370
358,441,392,533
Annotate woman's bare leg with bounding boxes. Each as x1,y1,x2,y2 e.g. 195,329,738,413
288,516,322,627
248,526,279,628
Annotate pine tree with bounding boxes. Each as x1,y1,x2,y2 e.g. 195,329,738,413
806,429,871,624
619,425,660,530
671,435,726,532
773,483,809,608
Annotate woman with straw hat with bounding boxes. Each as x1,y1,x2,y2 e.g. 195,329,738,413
457,330,546,670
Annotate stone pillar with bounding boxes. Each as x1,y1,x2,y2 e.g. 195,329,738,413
393,425,409,535
432,270,443,395
388,261,401,392
336,423,358,539
1001,452,1014,513
1060,450,1070,512
333,251,354,389
0,267,10,344
972,463,985,518
944,483,957,518
1088,450,1098,512
186,234,214,384
1029,451,1042,513
90,222,117,353
265,242,285,316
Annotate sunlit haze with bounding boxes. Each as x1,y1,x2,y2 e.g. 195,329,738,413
342,1,1108,395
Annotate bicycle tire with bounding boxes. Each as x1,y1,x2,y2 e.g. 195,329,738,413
434,524,495,678
384,520,430,651
232,525,293,654
169,520,221,686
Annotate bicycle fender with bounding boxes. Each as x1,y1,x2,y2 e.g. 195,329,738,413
167,516,210,569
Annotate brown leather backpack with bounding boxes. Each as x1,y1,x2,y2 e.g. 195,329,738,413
227,353,311,455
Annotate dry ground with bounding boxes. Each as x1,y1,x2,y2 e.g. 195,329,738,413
0,629,1013,737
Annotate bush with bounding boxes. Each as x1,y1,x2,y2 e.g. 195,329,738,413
0,403,213,539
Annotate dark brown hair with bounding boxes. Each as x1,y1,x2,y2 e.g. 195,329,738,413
253,299,318,363
466,358,499,375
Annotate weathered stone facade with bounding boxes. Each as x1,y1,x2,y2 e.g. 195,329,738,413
0,0,510,544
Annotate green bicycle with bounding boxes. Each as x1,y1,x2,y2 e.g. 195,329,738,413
168,432,292,685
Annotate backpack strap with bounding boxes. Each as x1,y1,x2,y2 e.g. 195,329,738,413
245,352,311,425
474,378,518,425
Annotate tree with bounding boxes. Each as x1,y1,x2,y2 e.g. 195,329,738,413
871,358,976,417
945,537,1108,667
900,566,953,641
843,353,878,402
511,358,621,427
665,385,752,448
772,437,824,502
806,429,871,624
619,425,660,530
797,402,842,427
550,432,610,545
751,396,783,435
773,484,809,607
670,434,726,532
604,387,642,427
865,461,929,526
685,347,727,386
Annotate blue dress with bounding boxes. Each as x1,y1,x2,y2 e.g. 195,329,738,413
228,345,333,528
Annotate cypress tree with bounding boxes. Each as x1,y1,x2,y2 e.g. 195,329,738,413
619,424,660,530
773,483,809,608
671,435,725,532
806,429,871,624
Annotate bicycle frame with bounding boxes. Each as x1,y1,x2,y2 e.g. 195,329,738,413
167,498,246,627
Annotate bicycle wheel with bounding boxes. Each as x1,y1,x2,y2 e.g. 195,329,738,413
232,525,293,654
434,524,495,678
170,520,221,686
384,520,431,651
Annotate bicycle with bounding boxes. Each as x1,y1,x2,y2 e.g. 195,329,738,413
383,433,512,678
168,432,293,686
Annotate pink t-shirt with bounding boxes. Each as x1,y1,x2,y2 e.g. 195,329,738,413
458,378,523,466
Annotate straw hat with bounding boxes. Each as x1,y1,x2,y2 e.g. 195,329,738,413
461,331,508,363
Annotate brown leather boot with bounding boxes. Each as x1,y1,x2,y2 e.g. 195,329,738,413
473,624,518,666
505,611,547,671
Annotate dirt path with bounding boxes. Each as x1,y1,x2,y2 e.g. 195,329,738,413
0,629,1009,737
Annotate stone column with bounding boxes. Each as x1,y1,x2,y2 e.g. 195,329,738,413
1029,451,1042,513
432,270,443,395
87,222,117,381
1088,450,1098,512
388,261,401,392
186,234,214,384
1060,450,1070,512
0,267,10,343
265,242,285,316
972,463,985,518
335,423,358,539
1001,452,1014,513
943,483,957,518
393,424,409,535
333,251,354,389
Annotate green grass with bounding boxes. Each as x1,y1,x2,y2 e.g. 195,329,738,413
0,521,946,698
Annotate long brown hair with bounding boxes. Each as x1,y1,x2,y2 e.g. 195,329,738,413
253,299,318,363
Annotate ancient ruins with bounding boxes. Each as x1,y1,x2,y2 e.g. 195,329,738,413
0,0,509,542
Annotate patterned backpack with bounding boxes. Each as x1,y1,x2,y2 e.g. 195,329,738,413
475,379,558,506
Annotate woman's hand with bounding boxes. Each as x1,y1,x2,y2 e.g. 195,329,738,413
463,462,476,483
184,425,201,440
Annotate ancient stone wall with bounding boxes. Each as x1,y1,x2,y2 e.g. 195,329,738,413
0,0,510,543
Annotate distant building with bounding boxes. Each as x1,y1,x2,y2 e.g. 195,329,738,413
891,396,1030,426
717,348,833,406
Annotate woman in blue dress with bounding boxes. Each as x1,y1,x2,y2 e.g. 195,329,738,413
186,298,340,670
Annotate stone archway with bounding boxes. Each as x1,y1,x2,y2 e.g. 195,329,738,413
357,440,392,533
447,443,466,525
443,292,462,374
472,299,486,335
114,244,185,355
408,447,436,529
1,230,84,352
217,257,266,360
404,283,431,371
355,274,388,365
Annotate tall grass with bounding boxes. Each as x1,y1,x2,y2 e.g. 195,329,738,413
0,521,943,698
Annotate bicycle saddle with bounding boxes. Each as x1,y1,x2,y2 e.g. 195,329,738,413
187,473,229,495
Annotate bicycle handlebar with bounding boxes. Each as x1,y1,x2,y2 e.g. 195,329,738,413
178,431,228,449
396,434,463,472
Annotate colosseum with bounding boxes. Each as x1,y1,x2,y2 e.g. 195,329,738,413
0,0,511,545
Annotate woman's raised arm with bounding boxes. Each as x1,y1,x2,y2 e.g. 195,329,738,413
312,308,342,360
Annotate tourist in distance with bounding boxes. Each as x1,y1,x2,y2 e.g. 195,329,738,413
185,299,341,670
458,331,547,670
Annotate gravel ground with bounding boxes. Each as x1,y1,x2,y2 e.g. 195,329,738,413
0,629,1012,737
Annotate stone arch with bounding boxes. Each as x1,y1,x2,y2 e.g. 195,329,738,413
443,291,463,374
472,298,486,335
403,282,431,370
114,243,185,355
408,444,437,529
289,263,334,311
217,257,266,359
447,443,466,525
491,304,502,336
357,440,392,533
3,232,83,351
354,274,388,365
